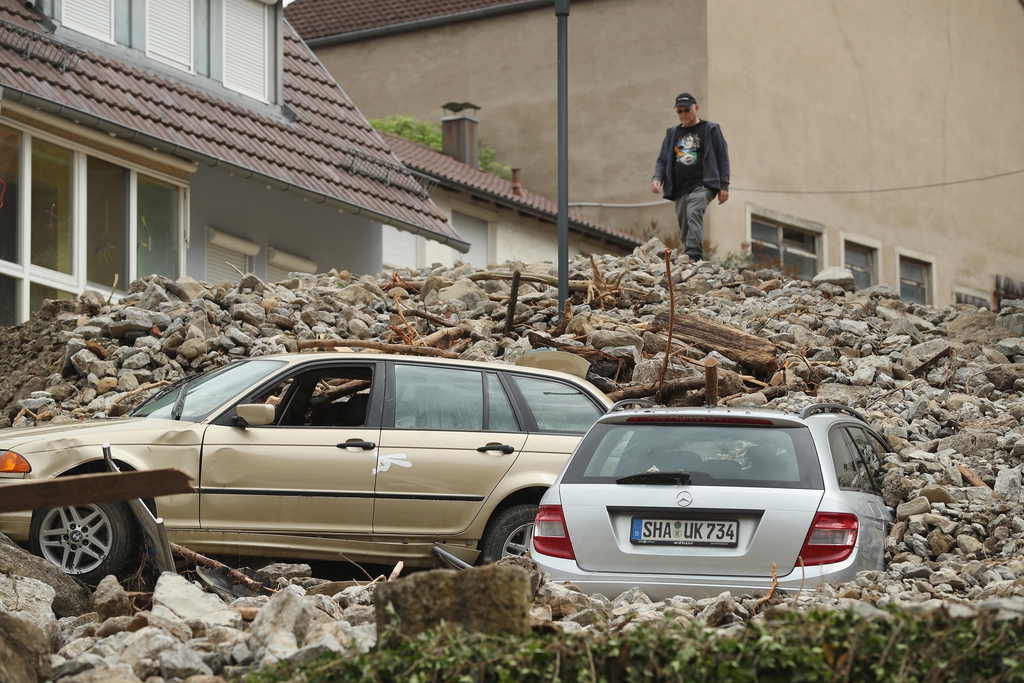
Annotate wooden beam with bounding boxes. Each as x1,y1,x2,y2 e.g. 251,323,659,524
0,469,194,514
654,311,779,378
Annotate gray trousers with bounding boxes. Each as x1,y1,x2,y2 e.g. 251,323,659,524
674,186,714,261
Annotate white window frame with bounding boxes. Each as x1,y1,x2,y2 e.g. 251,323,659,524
840,232,883,290
61,0,115,43
0,118,188,323
746,205,826,281
895,246,935,307
146,0,195,73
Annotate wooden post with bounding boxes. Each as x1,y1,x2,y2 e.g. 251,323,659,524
705,358,718,407
0,469,194,514
504,270,521,336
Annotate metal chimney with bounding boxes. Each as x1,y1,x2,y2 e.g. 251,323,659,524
442,115,478,167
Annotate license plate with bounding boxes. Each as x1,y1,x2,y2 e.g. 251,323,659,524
630,518,739,547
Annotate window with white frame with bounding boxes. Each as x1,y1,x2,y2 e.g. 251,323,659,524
62,0,115,43
223,0,269,102
0,121,185,325
899,257,930,305
147,0,194,72
750,217,819,280
844,242,876,290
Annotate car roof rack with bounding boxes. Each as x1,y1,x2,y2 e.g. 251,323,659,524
607,398,658,413
799,402,868,423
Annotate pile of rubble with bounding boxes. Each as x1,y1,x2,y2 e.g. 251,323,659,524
3,236,1024,679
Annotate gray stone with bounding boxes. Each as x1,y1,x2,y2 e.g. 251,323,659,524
812,267,856,291
0,612,52,683
589,329,644,354
436,279,489,310
91,575,130,621
897,496,931,520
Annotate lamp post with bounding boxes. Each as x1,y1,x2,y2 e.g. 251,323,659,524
555,0,569,312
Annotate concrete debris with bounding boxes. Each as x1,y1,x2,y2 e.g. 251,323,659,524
5,238,1024,676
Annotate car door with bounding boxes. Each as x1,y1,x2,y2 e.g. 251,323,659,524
373,363,527,536
505,373,608,479
199,359,382,535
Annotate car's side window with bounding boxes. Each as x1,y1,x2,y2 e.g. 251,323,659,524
249,365,373,428
828,427,869,492
394,365,483,431
486,373,520,432
847,426,887,492
510,376,602,434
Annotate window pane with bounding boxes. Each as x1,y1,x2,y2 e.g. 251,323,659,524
137,175,179,279
512,376,601,433
394,365,483,431
0,274,16,325
0,125,19,264
29,282,75,314
31,139,74,274
844,244,870,269
828,428,866,491
751,242,781,270
900,260,925,282
86,157,128,288
751,221,778,244
901,282,927,305
782,228,815,252
785,250,817,281
486,374,519,432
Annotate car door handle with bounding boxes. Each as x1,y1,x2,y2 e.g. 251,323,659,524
477,444,515,454
337,441,376,450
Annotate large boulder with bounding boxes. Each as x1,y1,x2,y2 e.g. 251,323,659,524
0,533,90,617
0,612,51,683
374,566,532,640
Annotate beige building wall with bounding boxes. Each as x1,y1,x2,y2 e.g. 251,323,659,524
314,0,1024,306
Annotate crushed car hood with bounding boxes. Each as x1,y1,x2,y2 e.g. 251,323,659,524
0,417,201,452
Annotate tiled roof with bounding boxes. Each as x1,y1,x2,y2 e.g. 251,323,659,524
0,0,461,245
383,133,642,247
286,0,535,43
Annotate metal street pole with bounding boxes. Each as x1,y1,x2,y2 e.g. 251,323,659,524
556,0,569,312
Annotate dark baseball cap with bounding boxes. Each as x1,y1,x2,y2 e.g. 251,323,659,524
674,93,697,108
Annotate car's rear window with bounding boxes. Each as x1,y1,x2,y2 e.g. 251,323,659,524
562,422,824,490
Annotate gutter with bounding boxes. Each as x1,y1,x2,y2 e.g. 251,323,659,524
0,86,471,253
304,0,553,48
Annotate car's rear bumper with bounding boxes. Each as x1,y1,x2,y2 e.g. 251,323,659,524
532,551,864,602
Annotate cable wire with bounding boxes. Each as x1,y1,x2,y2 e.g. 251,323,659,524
567,167,1024,207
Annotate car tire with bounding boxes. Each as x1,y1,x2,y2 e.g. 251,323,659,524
478,503,537,564
29,501,140,585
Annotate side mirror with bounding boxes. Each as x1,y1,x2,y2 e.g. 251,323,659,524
235,403,275,427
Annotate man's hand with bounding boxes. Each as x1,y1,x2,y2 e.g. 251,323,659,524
651,179,662,194
718,189,729,205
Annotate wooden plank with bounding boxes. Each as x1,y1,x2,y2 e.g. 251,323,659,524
0,469,194,514
655,311,779,377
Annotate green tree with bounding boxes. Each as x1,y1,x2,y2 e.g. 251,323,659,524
370,115,512,181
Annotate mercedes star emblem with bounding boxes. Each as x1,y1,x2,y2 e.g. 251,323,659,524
675,491,693,507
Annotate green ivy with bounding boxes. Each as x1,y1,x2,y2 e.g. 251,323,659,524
370,115,512,181
241,605,1024,683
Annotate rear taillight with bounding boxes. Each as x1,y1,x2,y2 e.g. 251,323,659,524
0,451,30,473
798,512,858,566
532,505,575,560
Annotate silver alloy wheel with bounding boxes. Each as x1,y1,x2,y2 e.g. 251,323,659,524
36,505,114,576
502,522,534,557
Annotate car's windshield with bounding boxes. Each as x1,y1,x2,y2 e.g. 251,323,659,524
131,359,287,422
563,422,824,490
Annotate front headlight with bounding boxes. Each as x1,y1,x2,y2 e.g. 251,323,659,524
0,451,31,473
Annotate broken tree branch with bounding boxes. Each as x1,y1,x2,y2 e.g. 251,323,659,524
169,542,270,596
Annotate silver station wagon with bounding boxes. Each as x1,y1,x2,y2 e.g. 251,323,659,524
531,403,896,600
0,352,611,584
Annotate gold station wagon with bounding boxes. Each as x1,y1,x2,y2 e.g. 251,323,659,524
0,352,611,583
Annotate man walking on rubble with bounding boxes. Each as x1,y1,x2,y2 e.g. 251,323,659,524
651,92,730,262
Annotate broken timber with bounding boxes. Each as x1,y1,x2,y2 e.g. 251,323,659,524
654,311,779,377
0,468,194,514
